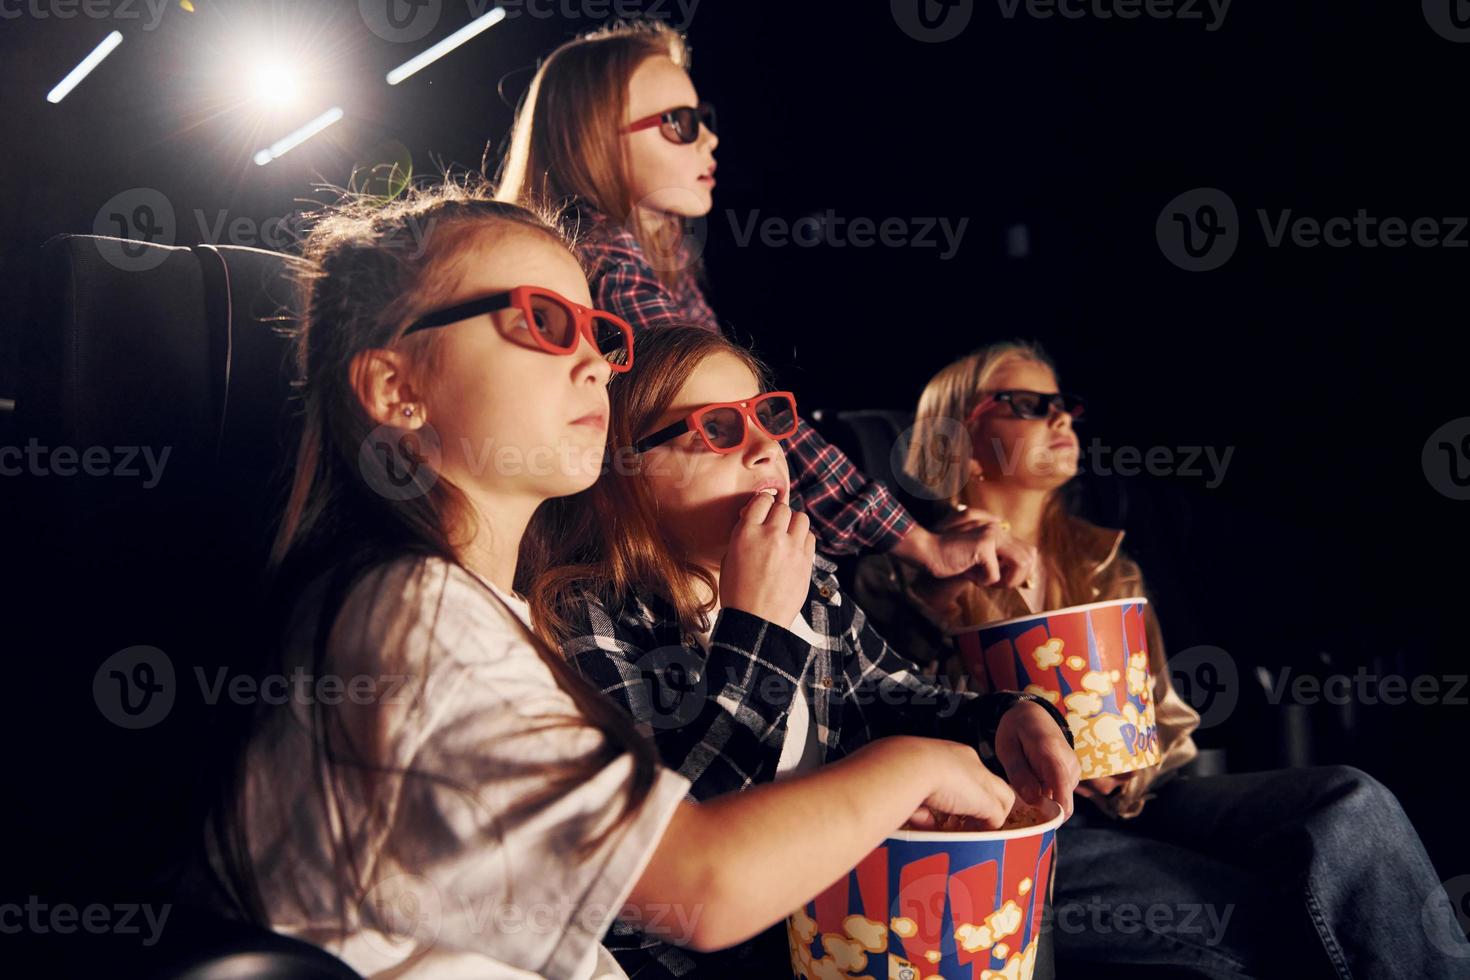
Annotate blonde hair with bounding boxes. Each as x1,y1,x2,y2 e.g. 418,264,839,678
903,340,1056,506
904,341,1147,620
496,21,695,286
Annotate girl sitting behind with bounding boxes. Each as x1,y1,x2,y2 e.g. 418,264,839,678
526,326,1079,978
496,21,1033,590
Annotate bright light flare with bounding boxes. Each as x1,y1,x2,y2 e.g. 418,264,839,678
248,60,301,108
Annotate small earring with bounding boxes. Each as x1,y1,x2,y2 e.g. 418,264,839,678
975,469,986,483
401,405,415,418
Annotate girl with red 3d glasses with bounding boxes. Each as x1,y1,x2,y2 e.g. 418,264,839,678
495,22,1035,595
524,327,1080,979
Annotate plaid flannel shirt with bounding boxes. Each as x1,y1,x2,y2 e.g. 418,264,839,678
561,554,1049,978
574,208,916,556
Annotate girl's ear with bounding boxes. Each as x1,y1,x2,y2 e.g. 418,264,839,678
349,348,426,429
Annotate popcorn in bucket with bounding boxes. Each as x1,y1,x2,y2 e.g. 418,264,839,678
952,598,1161,780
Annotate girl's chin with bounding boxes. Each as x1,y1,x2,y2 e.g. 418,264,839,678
988,470,1078,492
638,189,713,219
673,186,715,217
547,470,603,498
670,200,713,219
1031,469,1079,488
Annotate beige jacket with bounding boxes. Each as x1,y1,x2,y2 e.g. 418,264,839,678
853,518,1199,819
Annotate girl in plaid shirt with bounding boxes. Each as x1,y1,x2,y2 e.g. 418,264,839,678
525,327,1079,978
495,22,1034,592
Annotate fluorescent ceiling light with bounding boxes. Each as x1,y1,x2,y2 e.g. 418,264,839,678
386,7,506,86
253,106,345,166
47,31,124,104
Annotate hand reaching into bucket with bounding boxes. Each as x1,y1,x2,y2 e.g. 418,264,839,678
901,738,1016,832
887,505,1040,590
994,699,1080,818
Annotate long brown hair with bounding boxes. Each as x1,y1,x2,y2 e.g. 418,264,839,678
210,177,657,929
495,20,698,286
523,326,770,645
904,341,1147,621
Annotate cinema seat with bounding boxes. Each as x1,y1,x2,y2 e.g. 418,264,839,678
151,922,364,980
19,235,306,570
17,234,340,979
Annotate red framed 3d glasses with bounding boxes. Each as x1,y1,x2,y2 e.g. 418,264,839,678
402,286,634,371
622,102,717,145
635,391,798,454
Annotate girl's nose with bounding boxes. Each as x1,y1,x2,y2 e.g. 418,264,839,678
743,428,779,466
572,331,612,386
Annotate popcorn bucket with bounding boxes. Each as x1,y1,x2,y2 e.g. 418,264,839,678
951,598,1160,780
787,801,1063,980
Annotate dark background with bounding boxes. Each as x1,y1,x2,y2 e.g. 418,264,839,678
3,0,1468,969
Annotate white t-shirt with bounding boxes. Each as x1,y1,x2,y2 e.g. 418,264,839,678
692,604,824,777
235,558,691,980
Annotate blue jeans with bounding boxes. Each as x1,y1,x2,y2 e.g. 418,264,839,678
1050,766,1470,978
